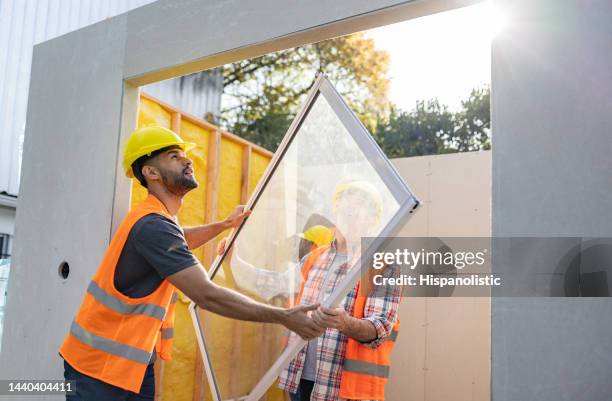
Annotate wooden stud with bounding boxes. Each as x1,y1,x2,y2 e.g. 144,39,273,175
171,111,181,134
224,145,253,399
203,129,221,268
192,350,206,401
241,145,252,203
154,112,182,401
192,129,220,401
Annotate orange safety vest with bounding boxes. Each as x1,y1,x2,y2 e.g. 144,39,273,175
59,194,178,393
338,282,399,401
300,247,400,400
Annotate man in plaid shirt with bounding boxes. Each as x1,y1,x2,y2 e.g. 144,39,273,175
218,180,401,401
277,181,402,401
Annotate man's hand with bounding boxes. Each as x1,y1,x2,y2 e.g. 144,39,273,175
224,205,251,229
312,306,350,331
281,304,325,340
313,306,378,342
183,207,249,250
217,237,230,255
216,236,236,262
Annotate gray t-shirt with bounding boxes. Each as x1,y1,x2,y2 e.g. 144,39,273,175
113,214,198,298
114,213,198,365
301,252,348,381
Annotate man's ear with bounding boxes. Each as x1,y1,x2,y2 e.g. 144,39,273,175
142,164,161,183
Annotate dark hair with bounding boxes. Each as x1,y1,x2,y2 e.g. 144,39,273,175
131,145,178,188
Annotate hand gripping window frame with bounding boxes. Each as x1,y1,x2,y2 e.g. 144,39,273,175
189,74,420,401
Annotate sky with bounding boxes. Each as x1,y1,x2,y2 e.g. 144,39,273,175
365,1,505,111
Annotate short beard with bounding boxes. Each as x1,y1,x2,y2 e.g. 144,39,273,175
160,167,198,196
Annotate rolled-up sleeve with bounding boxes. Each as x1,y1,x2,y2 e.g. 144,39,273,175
359,264,402,348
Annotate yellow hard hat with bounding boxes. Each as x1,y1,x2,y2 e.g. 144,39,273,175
123,125,196,178
332,180,383,218
300,225,335,247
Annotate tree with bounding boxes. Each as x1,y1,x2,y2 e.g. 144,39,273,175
374,100,454,158
374,86,491,157
451,87,491,151
220,33,390,150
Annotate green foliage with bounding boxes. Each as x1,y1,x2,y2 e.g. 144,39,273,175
220,33,390,150
374,86,491,157
232,110,293,151
220,32,490,157
375,100,454,158
452,87,491,151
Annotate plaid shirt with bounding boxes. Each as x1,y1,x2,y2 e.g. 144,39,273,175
277,243,401,401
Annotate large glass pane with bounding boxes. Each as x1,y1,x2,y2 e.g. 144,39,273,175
193,76,418,401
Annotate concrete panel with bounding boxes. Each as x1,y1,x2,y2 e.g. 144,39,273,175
390,151,490,401
392,156,431,236
491,0,612,400
425,298,490,401
123,0,481,85
388,297,428,401
428,151,491,237
0,15,129,396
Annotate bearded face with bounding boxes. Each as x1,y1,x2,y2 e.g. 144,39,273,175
159,162,198,195
143,147,198,195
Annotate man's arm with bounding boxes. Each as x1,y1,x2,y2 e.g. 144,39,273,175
183,205,250,250
166,263,323,340
183,221,229,250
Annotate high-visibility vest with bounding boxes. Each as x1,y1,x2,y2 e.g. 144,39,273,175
300,247,399,400
59,194,178,393
338,282,399,401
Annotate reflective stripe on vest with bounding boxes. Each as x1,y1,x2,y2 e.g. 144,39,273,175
389,329,399,342
70,320,152,365
157,291,177,360
161,328,174,339
87,281,166,320
343,359,390,378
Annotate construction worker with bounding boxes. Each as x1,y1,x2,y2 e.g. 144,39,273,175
58,125,323,401
219,180,401,401
282,181,401,401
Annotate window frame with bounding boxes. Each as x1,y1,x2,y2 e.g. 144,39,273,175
189,74,420,401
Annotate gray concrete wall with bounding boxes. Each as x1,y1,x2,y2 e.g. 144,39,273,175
491,0,612,400
0,15,129,399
